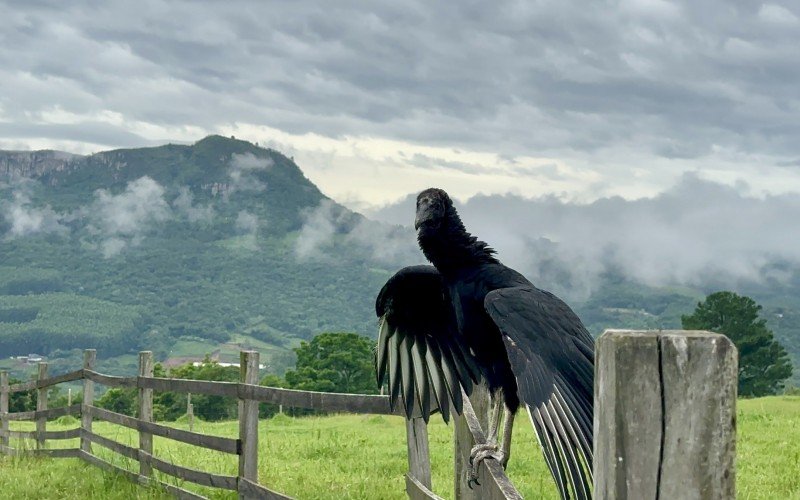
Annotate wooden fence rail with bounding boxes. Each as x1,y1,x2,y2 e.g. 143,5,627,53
0,330,737,499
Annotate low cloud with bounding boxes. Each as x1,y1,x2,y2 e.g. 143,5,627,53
369,174,800,299
1,177,68,238
87,176,171,257
295,199,421,265
233,210,260,250
294,200,343,261
173,186,214,223
225,153,272,200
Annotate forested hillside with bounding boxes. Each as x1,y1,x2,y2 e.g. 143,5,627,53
0,136,402,376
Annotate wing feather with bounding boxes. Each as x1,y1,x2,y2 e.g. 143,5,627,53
486,286,594,500
376,265,480,421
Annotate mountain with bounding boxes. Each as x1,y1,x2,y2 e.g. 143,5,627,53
0,136,415,377
1,136,796,386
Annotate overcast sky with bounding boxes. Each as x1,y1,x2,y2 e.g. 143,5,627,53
1,0,799,208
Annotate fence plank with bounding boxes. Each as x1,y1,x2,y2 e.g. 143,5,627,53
6,403,81,421
8,380,36,392
238,351,260,500
86,405,138,429
83,370,137,388
595,330,737,500
139,420,240,455
0,446,80,458
84,404,238,454
139,377,239,397
139,351,154,480
140,451,239,490
405,474,444,500
9,369,84,393
1,371,8,451
238,477,293,499
81,429,139,460
81,349,96,454
406,418,432,489
10,369,85,391
242,384,395,414
2,428,81,440
36,362,48,450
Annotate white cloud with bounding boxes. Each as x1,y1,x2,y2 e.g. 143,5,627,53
88,176,171,256
224,153,272,200
173,186,214,223
294,200,341,261
294,199,421,265
1,178,67,238
370,174,800,299
759,4,799,24
235,210,259,234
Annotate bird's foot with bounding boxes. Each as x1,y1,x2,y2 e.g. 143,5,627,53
467,443,508,488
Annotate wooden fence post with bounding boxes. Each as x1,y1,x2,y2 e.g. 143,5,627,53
138,351,154,481
405,417,433,495
187,393,194,432
1,370,8,452
36,362,48,450
81,349,96,454
595,330,737,500
454,383,490,499
238,351,259,499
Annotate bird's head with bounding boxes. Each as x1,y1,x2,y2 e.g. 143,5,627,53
415,188,452,231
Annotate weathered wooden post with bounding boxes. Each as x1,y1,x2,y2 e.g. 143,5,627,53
238,350,259,499
36,362,48,450
454,383,490,500
595,330,737,500
1,370,8,452
187,393,194,432
138,351,154,481
405,417,433,497
81,349,96,454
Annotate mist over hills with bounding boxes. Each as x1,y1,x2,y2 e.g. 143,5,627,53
0,136,421,376
368,177,800,384
1,136,797,383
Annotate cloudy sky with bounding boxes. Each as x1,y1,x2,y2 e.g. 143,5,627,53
1,0,799,208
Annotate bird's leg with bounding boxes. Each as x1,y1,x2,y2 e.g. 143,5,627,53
469,391,503,460
498,408,515,468
469,394,512,486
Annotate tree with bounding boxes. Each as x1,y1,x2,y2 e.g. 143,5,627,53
96,388,136,416
682,291,793,397
284,332,377,394
160,356,240,421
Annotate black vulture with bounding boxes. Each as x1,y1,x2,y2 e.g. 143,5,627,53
375,188,594,499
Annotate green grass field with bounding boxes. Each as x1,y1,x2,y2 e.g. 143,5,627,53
1,397,798,499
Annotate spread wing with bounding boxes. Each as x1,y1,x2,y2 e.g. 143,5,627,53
375,265,481,423
485,286,594,500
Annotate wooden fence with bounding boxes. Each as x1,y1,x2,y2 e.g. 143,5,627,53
0,330,737,499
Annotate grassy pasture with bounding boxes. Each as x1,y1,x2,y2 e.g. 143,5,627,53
0,397,798,499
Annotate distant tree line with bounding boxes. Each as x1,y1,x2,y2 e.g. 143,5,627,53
8,299,794,418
